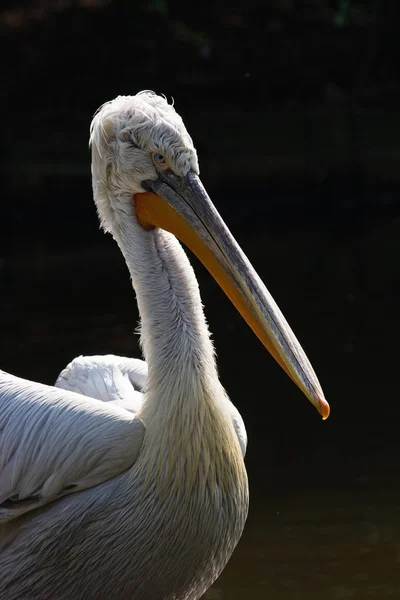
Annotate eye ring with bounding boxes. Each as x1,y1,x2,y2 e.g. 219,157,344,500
153,153,166,165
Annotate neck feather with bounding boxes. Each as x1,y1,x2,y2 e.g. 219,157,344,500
110,199,245,499
113,206,220,402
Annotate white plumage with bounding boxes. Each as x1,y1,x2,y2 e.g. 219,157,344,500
56,354,148,411
0,368,145,525
56,354,247,454
0,91,328,599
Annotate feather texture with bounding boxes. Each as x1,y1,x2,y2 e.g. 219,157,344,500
0,370,145,524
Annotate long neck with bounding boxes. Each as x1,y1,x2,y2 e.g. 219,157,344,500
111,201,245,500
114,209,221,404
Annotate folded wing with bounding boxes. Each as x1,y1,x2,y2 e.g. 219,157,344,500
55,354,147,413
0,370,145,524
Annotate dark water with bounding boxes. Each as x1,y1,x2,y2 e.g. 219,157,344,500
206,487,400,599
1,218,400,598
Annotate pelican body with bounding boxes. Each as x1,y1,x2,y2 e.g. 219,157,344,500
0,92,329,599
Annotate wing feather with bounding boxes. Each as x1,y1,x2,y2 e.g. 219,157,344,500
55,355,147,413
0,370,145,523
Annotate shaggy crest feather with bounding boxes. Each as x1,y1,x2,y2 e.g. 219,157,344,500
89,93,198,236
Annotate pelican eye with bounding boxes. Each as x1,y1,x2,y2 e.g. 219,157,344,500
153,153,166,165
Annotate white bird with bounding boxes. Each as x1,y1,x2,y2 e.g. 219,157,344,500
0,91,329,599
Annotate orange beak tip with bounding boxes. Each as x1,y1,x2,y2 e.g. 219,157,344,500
320,398,330,420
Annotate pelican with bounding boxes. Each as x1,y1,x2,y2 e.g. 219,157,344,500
0,91,329,599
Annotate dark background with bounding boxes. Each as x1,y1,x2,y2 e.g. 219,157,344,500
2,1,400,598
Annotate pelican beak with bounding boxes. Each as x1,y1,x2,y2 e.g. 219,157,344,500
135,170,329,419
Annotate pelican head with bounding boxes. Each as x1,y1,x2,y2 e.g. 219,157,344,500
90,91,329,419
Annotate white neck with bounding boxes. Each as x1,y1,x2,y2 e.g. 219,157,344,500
111,198,220,405
108,196,244,499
